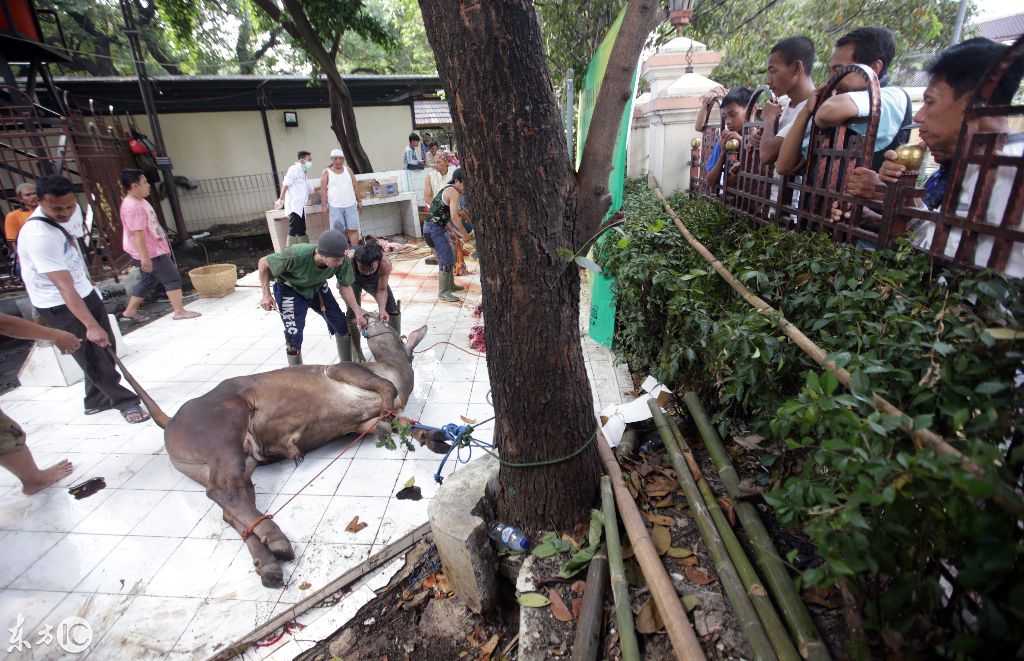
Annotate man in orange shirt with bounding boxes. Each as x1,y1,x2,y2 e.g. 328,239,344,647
4,183,37,253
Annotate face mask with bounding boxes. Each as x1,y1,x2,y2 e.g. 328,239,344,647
303,161,312,171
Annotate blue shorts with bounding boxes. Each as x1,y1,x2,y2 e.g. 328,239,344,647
329,204,360,231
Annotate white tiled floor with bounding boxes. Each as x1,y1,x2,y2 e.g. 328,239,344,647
0,249,629,660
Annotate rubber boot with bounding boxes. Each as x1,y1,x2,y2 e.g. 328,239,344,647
295,234,309,244
287,351,302,366
388,313,401,335
348,321,366,363
286,235,298,247
335,333,352,363
438,270,461,302
451,276,465,292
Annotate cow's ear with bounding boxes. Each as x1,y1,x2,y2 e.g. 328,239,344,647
405,325,428,360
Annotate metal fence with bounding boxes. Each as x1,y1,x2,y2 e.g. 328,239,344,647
177,172,282,232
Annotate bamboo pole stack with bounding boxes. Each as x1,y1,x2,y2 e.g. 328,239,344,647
682,392,832,661
648,400,780,661
600,476,640,661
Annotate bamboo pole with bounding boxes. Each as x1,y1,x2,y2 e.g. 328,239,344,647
648,401,779,661
572,545,609,661
665,402,802,661
683,392,832,661
650,180,1024,520
596,430,707,661
600,476,640,661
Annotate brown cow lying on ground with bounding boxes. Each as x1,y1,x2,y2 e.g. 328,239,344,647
118,316,430,587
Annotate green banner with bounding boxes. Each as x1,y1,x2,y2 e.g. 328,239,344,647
575,5,639,219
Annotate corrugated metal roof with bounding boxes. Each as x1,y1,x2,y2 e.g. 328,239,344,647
975,12,1024,42
414,99,451,126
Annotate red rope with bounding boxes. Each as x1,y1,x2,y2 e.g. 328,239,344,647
240,414,383,542
254,620,306,648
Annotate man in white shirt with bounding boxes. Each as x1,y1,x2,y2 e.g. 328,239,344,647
275,149,315,246
751,36,816,165
17,175,148,424
320,148,362,248
777,27,912,176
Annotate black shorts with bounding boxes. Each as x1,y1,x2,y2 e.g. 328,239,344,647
131,253,182,297
288,211,306,236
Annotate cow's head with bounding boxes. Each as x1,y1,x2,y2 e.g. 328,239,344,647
361,314,427,364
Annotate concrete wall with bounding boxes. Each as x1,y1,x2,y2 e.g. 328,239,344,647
144,105,414,181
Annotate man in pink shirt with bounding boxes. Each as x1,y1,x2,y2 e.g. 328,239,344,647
118,169,200,322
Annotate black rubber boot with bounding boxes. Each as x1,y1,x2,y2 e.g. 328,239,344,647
348,321,366,363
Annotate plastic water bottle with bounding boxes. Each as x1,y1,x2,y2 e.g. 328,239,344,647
487,521,531,552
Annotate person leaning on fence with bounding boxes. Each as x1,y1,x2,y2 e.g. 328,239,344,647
751,36,817,165
118,169,200,323
17,175,149,424
424,167,470,302
275,149,316,246
837,38,1024,278
776,27,913,176
704,87,753,189
0,312,79,493
257,229,368,365
346,236,400,363
320,148,362,248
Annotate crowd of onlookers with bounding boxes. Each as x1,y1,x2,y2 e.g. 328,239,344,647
696,27,1023,279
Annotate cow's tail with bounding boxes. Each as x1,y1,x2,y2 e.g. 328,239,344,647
106,347,171,429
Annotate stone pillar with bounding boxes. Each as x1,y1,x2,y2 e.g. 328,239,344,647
628,37,724,194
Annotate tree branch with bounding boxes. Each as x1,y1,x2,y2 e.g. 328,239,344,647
575,0,664,241
252,27,283,63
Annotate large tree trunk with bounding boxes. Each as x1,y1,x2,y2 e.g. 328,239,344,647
419,0,600,529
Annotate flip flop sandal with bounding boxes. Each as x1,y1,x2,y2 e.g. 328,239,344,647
118,314,151,324
172,311,202,320
121,406,151,424
84,405,114,416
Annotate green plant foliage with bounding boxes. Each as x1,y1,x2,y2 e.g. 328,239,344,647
598,179,1024,654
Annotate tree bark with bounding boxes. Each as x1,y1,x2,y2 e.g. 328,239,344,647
252,0,373,173
419,0,606,529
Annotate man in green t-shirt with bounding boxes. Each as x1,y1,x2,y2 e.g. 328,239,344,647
258,229,367,365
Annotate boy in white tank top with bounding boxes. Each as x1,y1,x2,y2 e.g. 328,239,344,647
320,148,362,247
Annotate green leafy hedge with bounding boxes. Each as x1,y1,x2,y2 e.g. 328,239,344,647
597,179,1024,655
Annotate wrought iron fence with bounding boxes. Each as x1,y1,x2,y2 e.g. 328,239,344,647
176,172,284,232
691,35,1024,277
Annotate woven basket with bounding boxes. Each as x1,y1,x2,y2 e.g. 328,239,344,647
188,263,237,298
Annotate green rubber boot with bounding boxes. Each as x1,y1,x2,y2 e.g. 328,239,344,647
348,321,366,363
450,276,465,292
296,234,309,244
388,313,401,335
438,270,461,302
287,351,302,366
335,333,352,363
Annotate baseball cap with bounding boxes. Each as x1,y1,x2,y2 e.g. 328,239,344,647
315,229,349,258
330,148,345,158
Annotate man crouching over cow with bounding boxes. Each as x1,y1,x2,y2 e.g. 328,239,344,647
258,228,366,365
116,315,428,587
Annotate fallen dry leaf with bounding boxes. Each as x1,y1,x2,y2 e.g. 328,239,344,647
732,434,766,450
570,580,586,594
298,581,312,590
651,497,674,508
435,573,452,596
681,594,701,612
478,633,499,659
422,574,437,590
460,415,477,424
647,513,676,526
345,516,368,533
685,566,717,585
667,546,694,559
652,525,671,555
635,598,664,634
717,497,737,527
679,555,700,567
802,585,840,609
571,598,582,621
548,589,573,622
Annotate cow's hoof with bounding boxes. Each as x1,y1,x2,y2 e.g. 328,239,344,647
259,562,284,588
426,437,452,455
268,537,295,561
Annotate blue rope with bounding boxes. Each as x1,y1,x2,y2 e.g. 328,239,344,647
431,422,494,485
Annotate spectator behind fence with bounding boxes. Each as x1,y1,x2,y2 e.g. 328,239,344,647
118,169,201,323
704,87,753,189
752,36,817,165
776,27,913,176
404,133,425,170
841,38,1024,277
4,183,38,254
